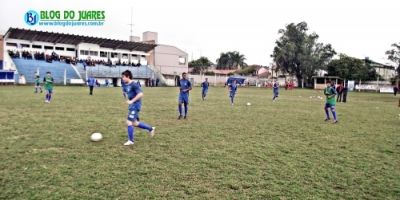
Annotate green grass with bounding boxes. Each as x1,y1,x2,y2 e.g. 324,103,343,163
0,86,399,199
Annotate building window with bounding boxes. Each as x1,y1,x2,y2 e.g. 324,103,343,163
55,47,64,51
100,51,107,58
6,42,17,47
89,51,98,56
66,48,75,52
21,44,30,48
32,45,42,49
80,50,89,55
44,46,53,50
179,56,186,64
111,52,118,58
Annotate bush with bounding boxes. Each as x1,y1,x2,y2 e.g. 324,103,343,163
204,71,215,76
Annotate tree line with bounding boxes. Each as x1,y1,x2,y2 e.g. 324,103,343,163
189,21,400,85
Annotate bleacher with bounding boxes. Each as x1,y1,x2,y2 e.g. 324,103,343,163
12,58,81,84
76,63,155,79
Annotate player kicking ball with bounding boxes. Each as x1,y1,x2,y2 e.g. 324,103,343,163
121,70,155,146
324,81,338,123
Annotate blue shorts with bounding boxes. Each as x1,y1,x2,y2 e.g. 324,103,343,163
229,92,236,98
325,103,335,109
127,108,140,121
46,89,53,94
202,89,208,95
179,94,189,104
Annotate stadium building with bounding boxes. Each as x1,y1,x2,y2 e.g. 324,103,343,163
0,28,188,86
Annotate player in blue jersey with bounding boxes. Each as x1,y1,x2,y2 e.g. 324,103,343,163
87,76,96,95
272,81,279,102
228,80,238,106
178,72,192,119
201,78,209,101
121,70,155,146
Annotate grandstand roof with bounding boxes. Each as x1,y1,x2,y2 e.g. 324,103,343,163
4,28,157,52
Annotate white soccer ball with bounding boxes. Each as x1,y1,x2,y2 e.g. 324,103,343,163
90,132,103,142
247,102,251,106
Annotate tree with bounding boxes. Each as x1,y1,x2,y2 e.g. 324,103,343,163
385,43,400,82
216,51,247,69
271,22,336,86
327,54,381,81
188,56,213,74
235,65,260,76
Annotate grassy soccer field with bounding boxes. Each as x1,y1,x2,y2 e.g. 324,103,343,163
0,86,399,199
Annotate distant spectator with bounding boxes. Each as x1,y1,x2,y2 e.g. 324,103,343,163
156,78,159,87
394,85,398,96
342,84,348,103
105,79,109,87
336,83,343,102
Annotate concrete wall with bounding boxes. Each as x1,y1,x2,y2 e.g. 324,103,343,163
143,32,158,43
153,45,188,76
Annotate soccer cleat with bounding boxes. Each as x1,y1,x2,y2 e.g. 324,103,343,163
149,127,156,137
178,115,183,120
123,140,134,146
333,120,338,124
184,116,187,119
324,118,330,122
45,100,49,103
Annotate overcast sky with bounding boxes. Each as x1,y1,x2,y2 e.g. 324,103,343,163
1,0,399,65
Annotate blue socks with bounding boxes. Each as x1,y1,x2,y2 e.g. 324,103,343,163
325,108,330,119
127,125,134,141
138,122,153,132
184,103,188,116
332,110,337,121
128,122,153,142
178,104,182,116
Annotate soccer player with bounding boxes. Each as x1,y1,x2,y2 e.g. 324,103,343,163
34,75,43,93
87,76,96,95
178,72,192,119
201,78,209,101
272,81,279,102
121,70,155,146
228,80,238,106
43,72,54,103
324,81,338,123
